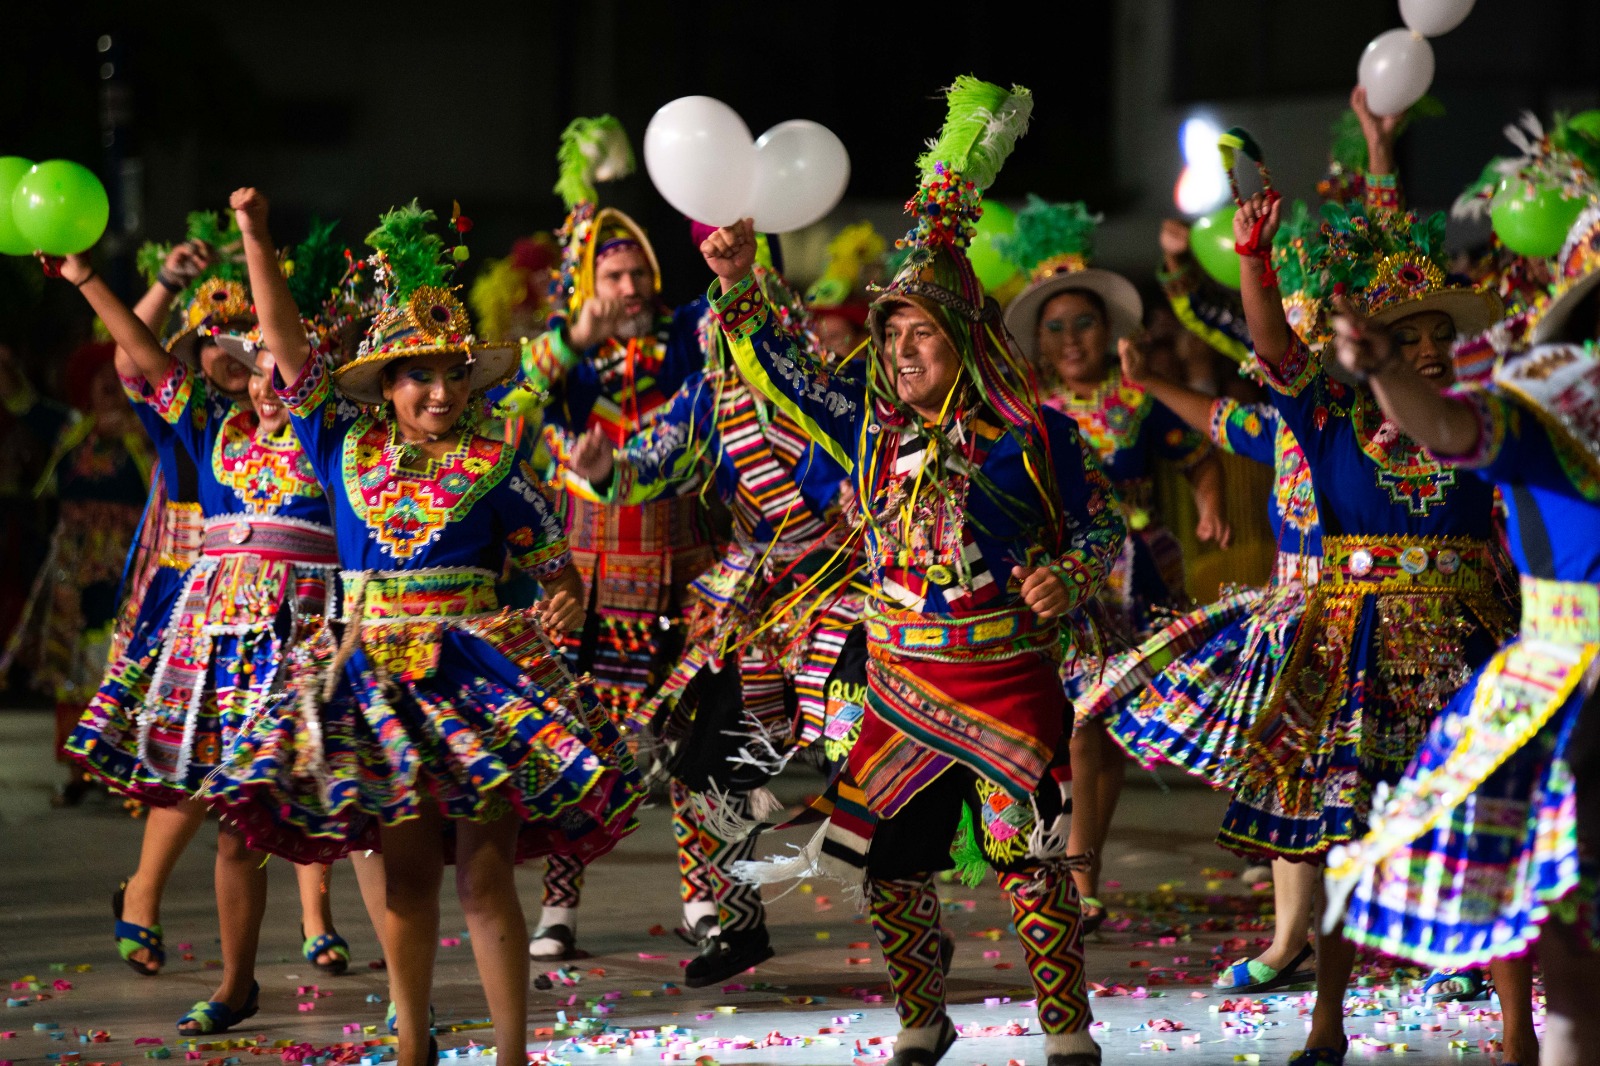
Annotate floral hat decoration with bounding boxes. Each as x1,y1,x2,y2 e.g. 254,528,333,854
549,115,658,326
137,211,256,370
1307,202,1504,336
333,201,517,406
1270,199,1334,348
998,194,1144,358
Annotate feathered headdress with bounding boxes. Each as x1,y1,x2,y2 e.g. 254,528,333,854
332,201,517,406
1270,200,1332,347
1305,202,1502,334
1452,111,1600,221
469,234,561,343
549,116,658,324
999,195,1143,356
554,116,635,211
868,76,1043,433
150,211,255,368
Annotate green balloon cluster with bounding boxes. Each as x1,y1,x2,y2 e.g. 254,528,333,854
0,157,35,255
7,161,110,255
1491,178,1585,259
967,200,1019,292
1190,205,1241,290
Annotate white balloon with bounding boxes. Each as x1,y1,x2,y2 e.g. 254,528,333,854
1398,0,1474,37
642,96,756,227
746,120,851,234
1357,29,1436,117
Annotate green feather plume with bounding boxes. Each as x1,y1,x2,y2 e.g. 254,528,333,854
1269,200,1323,297
554,116,635,209
994,194,1101,274
169,211,248,309
135,241,171,287
948,804,989,889
916,76,1033,191
365,201,450,302
284,217,348,315
1306,202,1452,305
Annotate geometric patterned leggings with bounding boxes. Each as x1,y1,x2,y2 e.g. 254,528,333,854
539,779,766,935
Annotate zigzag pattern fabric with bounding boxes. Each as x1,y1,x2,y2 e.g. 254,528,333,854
541,853,587,908
999,869,1091,1033
868,875,947,1030
691,790,767,933
671,780,716,904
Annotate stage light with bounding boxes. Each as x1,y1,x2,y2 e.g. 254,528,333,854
1174,116,1228,215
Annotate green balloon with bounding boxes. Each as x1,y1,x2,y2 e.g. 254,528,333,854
1566,110,1600,141
1190,206,1241,290
968,200,1019,292
0,157,35,255
11,160,110,256
1491,179,1584,259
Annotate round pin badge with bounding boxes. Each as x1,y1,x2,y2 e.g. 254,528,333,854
1399,546,1430,575
227,520,253,545
1435,549,1461,575
1349,548,1374,577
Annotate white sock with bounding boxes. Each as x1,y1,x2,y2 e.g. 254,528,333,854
528,906,576,956
894,1025,949,1052
1045,1032,1099,1057
683,900,718,932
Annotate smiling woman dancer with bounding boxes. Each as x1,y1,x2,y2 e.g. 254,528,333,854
204,189,643,1066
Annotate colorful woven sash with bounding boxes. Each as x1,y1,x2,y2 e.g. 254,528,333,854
202,516,337,565
717,383,827,549
864,605,1055,664
341,567,499,623
1323,535,1497,592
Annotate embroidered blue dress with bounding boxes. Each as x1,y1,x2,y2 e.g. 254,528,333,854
70,361,335,804
1330,343,1600,965
1217,337,1516,862
204,356,643,865
1079,398,1323,788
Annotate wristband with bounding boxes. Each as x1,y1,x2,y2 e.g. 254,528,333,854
74,270,97,289
157,269,183,293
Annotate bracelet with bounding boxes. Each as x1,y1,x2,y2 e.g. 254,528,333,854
156,269,182,293
74,270,97,289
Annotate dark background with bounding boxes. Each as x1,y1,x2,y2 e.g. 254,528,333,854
2,0,1598,373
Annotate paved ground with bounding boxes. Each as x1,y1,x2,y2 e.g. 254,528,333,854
0,709,1530,1066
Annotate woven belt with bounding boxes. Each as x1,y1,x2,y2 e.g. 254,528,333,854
202,515,338,564
1521,576,1600,644
341,567,499,623
1323,535,1497,591
865,605,1054,664
157,500,204,570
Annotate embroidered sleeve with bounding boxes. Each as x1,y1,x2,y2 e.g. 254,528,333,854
603,376,710,506
1255,331,1320,398
1163,272,1253,368
1432,384,1513,469
1208,397,1279,466
503,458,572,579
711,276,863,473
147,359,195,426
276,352,332,419
274,355,349,486
1043,415,1127,617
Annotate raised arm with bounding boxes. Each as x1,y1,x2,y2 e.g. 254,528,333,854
1330,304,1479,457
701,220,865,472
1350,85,1404,216
120,242,213,380
1118,336,1217,432
1233,193,1292,367
54,253,176,388
231,188,311,380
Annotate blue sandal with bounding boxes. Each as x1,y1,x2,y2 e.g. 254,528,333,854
1422,968,1487,1003
112,879,165,977
176,981,259,1035
1287,1039,1348,1066
301,930,351,976
1215,943,1316,993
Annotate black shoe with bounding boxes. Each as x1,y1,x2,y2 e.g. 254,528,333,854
528,923,579,961
938,931,954,975
674,914,720,948
886,1018,958,1066
682,926,774,988
427,1037,439,1066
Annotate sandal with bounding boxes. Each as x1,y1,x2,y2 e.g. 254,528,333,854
528,923,579,961
112,879,165,977
385,1002,436,1036
300,928,350,976
1214,942,1316,993
176,981,259,1035
1078,896,1106,936
1287,1039,1348,1066
1422,968,1487,1003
